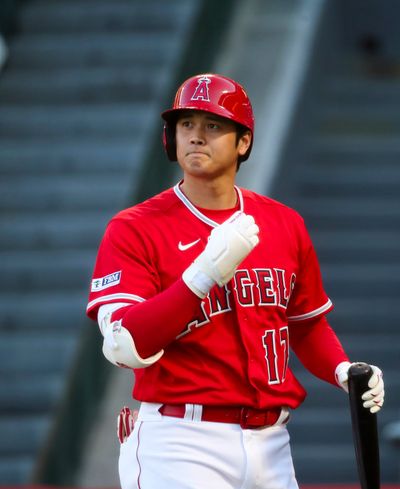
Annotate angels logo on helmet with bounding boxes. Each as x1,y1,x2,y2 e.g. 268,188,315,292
190,75,211,102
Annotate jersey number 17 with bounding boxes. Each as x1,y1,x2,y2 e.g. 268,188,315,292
262,326,289,384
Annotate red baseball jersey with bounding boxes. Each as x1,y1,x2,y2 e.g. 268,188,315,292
87,183,333,409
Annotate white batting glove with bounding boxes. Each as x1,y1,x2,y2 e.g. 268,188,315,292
183,211,259,298
335,361,385,414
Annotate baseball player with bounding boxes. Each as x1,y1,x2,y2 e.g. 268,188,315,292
86,74,385,489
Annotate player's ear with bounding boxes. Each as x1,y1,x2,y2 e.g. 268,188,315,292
237,131,252,157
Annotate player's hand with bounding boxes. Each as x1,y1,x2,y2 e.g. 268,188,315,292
335,361,385,413
183,211,260,298
205,211,260,284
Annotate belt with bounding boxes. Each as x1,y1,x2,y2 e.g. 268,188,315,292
158,404,288,429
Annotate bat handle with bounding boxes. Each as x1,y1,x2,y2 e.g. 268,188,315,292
348,362,380,489
348,362,372,397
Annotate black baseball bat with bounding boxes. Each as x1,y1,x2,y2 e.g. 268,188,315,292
348,362,380,489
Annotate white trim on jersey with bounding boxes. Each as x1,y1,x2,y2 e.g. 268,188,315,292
87,293,145,312
174,181,244,227
287,298,333,322
97,302,132,327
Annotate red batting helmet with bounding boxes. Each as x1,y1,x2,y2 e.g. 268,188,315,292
161,73,254,162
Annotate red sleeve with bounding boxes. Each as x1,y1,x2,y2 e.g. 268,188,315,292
289,315,349,386
111,278,204,358
287,218,333,321
86,216,160,320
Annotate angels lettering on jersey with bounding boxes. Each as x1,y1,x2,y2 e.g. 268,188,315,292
178,267,295,338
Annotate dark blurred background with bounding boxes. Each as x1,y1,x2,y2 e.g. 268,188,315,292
0,0,399,486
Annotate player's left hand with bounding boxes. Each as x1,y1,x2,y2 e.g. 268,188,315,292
335,361,385,413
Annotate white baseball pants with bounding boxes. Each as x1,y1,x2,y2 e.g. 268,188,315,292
119,402,299,489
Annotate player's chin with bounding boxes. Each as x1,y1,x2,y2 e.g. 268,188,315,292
185,152,210,163
182,155,212,172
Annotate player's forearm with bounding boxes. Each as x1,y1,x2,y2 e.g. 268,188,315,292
107,212,259,361
111,278,203,358
289,315,349,386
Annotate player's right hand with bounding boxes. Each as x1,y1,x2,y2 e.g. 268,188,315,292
183,211,260,298
205,211,260,285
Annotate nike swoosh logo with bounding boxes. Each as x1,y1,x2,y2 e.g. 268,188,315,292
178,239,201,251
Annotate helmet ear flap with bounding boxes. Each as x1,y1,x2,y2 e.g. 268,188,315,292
162,122,177,161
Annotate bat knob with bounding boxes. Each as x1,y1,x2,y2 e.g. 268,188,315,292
349,362,372,376
349,363,373,394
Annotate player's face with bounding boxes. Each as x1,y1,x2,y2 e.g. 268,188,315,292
175,111,251,180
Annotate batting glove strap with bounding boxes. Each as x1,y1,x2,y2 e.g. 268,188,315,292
182,267,215,299
183,211,260,299
335,361,385,413
335,361,352,393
